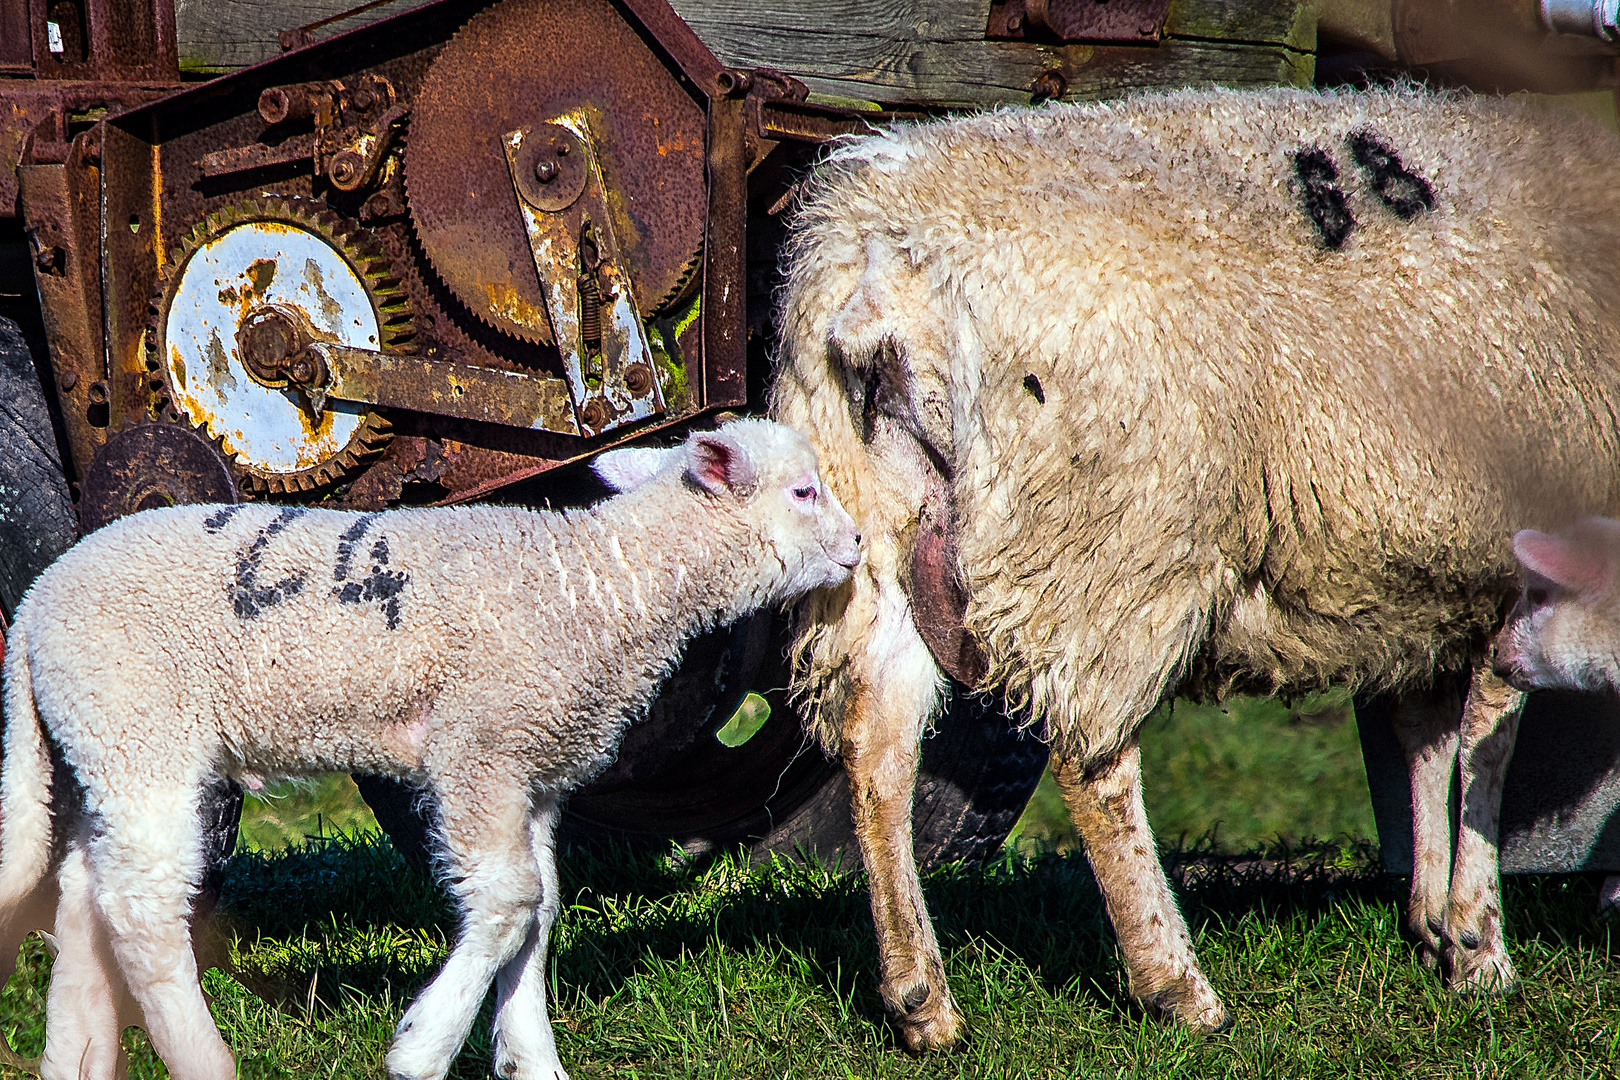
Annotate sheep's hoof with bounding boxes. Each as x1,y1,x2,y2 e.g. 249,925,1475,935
1146,977,1230,1034
1446,946,1519,996
889,984,963,1054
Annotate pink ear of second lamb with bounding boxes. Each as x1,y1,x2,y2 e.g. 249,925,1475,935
1512,528,1612,593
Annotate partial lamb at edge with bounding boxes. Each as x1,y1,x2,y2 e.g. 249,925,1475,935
0,417,860,1080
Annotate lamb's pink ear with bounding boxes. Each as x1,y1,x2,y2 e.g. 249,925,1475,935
686,432,757,497
593,447,676,493
1513,529,1611,593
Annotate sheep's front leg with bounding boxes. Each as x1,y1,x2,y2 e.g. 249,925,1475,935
1051,741,1227,1032
40,833,135,1080
1374,680,1465,969
387,771,543,1080
491,798,567,1080
838,610,957,1052
1441,664,1525,994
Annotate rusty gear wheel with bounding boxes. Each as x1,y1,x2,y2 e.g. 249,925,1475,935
403,0,708,345
147,196,414,494
78,420,241,533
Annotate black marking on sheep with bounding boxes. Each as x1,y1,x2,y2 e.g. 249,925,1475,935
1292,147,1355,250
333,527,409,630
1023,374,1045,404
1348,130,1435,220
203,505,244,533
228,507,308,620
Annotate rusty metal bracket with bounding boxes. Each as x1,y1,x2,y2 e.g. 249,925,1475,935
986,0,1171,43
502,110,665,438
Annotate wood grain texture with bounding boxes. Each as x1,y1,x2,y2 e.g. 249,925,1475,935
175,0,1314,102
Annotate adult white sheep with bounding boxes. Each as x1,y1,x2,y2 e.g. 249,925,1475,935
770,85,1620,1050
0,418,859,1080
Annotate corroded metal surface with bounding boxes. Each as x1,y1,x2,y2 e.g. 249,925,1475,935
149,197,406,492
78,421,240,534
987,0,1172,42
315,342,579,433
404,0,708,345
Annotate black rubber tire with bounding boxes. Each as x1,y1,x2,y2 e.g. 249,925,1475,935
0,317,77,618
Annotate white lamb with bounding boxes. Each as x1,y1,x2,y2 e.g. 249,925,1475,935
0,418,860,1080
770,85,1620,1049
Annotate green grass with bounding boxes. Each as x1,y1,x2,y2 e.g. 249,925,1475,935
9,695,1614,1078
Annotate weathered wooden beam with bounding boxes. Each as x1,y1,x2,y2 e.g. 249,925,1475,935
175,0,1315,104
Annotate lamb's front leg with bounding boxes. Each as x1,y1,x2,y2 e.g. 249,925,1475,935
491,798,567,1080
387,770,544,1080
1442,663,1525,994
837,603,956,1052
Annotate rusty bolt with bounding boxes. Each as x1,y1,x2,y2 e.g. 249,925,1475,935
288,356,316,384
624,363,653,395
1139,21,1158,35
1007,12,1023,31
58,370,78,392
581,398,609,430
258,87,292,124
329,150,363,189
351,87,376,111
362,193,392,220
1031,69,1067,103
535,159,559,184
555,142,570,158
34,246,63,274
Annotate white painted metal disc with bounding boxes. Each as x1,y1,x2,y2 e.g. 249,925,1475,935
162,221,378,475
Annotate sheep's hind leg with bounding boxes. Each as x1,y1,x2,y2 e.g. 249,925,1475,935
491,797,567,1080
40,830,136,1080
1051,741,1228,1032
1441,664,1525,995
89,785,235,1080
386,772,544,1080
1374,678,1465,971
837,619,958,1052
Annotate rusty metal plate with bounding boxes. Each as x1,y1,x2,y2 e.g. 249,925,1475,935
404,0,708,346
79,421,239,534
986,0,1171,43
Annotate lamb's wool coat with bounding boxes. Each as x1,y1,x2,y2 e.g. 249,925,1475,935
770,85,1620,1048
0,419,859,1080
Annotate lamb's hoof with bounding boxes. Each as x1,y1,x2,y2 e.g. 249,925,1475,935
887,982,963,1053
1446,946,1519,996
1147,977,1230,1034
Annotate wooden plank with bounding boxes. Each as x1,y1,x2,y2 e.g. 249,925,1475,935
667,0,1315,107
173,0,1314,103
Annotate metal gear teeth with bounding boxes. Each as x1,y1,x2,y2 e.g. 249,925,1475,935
146,195,416,498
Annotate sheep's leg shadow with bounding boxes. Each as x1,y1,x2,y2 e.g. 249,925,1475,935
1377,676,1465,971
1441,664,1524,994
1051,740,1228,1033
491,797,567,1080
837,616,959,1053
386,768,548,1080
89,781,236,1080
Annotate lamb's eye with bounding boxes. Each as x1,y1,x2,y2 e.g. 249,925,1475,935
792,485,816,501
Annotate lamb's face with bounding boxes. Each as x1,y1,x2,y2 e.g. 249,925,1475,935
1493,520,1620,694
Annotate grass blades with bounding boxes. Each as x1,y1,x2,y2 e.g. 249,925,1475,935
3,837,1619,1078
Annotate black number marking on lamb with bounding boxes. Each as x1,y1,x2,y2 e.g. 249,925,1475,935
203,505,244,533
331,515,409,630
1348,130,1435,220
1292,147,1355,250
228,507,308,620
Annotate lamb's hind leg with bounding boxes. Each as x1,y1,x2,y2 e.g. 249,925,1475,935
491,797,567,1080
1051,740,1228,1032
88,783,234,1080
1441,663,1525,994
837,611,957,1052
1373,676,1466,969
387,769,543,1080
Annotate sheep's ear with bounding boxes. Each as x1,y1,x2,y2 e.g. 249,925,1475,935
593,447,676,492
686,432,758,497
1513,529,1611,593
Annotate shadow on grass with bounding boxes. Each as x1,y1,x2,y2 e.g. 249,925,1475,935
215,828,1620,1052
